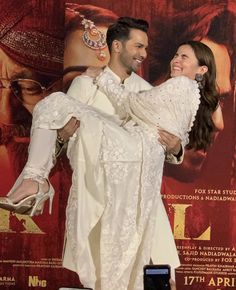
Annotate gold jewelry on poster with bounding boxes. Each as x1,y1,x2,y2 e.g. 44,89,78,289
67,6,107,61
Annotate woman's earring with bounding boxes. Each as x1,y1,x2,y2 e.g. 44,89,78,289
195,73,204,89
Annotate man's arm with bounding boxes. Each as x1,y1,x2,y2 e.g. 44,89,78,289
55,117,80,158
158,129,183,164
57,117,80,143
55,75,95,157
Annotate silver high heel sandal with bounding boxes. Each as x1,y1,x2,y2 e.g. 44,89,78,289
28,182,55,216
0,195,34,215
0,181,55,216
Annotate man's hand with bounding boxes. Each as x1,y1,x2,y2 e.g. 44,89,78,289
83,66,103,78
158,129,181,155
57,117,80,143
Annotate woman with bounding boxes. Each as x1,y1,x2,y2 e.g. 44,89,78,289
0,41,219,290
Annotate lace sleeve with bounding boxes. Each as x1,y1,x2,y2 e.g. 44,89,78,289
96,71,131,119
96,71,157,126
97,72,201,141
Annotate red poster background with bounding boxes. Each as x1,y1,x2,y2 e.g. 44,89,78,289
0,1,235,290
0,1,82,289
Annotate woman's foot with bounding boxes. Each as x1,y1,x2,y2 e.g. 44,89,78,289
7,178,49,204
0,178,54,216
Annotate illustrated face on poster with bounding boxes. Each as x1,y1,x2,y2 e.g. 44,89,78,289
0,48,47,116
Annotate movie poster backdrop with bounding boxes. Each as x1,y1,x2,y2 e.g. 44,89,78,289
0,0,235,289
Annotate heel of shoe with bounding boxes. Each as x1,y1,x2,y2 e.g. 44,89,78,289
30,197,43,217
29,181,55,217
48,185,55,215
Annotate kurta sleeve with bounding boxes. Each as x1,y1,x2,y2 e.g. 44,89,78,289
67,75,98,103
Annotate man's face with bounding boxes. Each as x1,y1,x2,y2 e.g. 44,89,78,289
119,29,148,73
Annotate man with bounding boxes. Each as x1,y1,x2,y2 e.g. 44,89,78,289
61,17,181,290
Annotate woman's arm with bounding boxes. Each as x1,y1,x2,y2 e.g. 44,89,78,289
95,70,187,163
96,71,200,138
212,103,224,131
96,71,132,119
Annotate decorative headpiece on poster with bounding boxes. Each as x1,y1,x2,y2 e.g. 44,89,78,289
66,3,107,62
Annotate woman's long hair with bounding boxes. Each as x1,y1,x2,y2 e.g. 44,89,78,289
184,40,219,151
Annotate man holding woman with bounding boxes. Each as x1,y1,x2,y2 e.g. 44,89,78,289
0,17,220,290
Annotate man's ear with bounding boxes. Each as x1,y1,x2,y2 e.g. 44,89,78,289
112,40,122,53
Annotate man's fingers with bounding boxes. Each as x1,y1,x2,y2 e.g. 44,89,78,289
84,66,103,77
159,129,176,140
158,129,181,154
57,117,80,142
66,117,80,129
70,117,78,125
158,132,174,145
74,119,80,127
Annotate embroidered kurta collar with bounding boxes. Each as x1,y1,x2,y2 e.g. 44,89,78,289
105,66,134,84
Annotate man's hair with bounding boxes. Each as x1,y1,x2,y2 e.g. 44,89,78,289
106,16,149,52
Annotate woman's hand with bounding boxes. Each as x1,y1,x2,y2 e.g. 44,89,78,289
83,66,103,78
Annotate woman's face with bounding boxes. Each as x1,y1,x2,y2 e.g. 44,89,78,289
170,44,203,80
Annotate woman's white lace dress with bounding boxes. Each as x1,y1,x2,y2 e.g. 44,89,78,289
32,73,200,290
